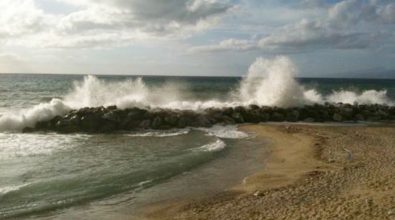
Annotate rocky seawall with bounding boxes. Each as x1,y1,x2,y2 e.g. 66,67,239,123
24,103,395,133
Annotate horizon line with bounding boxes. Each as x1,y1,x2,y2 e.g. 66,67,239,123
1,72,395,80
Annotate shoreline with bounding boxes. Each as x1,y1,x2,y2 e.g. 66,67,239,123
143,123,395,220
233,124,331,193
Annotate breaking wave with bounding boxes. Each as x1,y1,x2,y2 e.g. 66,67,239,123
0,56,393,132
126,126,248,139
126,129,191,137
196,139,226,152
0,183,31,195
198,125,249,139
0,133,91,159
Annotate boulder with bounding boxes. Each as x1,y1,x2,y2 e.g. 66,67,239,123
286,109,300,122
194,115,211,127
107,105,117,110
243,109,261,123
355,114,365,121
102,111,120,123
80,114,103,132
139,120,151,129
54,116,81,133
339,107,354,120
304,117,315,122
231,112,245,123
163,114,179,126
332,113,343,122
223,107,234,116
259,113,270,122
248,104,260,110
219,116,236,125
177,116,191,128
271,112,285,122
35,120,51,130
151,116,163,129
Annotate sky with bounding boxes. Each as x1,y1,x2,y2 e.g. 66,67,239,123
0,0,394,77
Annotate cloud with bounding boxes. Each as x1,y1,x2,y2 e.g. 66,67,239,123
0,53,32,72
380,3,395,23
57,0,231,35
0,0,49,38
258,0,395,51
190,0,395,53
257,19,389,51
189,38,257,53
0,0,232,48
301,0,327,8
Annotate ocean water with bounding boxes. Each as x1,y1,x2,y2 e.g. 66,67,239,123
1,57,395,218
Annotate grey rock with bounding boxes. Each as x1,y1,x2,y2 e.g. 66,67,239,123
332,113,343,122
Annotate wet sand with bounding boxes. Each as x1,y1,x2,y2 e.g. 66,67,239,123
144,124,395,220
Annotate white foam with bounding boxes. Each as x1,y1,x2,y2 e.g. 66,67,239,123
326,90,392,105
126,129,190,137
0,133,90,159
237,56,307,107
0,183,30,195
198,125,248,139
63,75,189,110
197,139,226,152
58,57,393,110
0,99,71,132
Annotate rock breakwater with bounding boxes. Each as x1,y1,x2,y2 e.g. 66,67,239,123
24,103,395,133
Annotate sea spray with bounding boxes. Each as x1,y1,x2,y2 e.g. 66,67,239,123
64,75,189,109
238,56,307,107
60,57,393,110
326,90,392,105
0,99,71,132
237,56,393,106
196,139,226,152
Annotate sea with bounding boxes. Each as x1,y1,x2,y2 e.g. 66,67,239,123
1,72,395,219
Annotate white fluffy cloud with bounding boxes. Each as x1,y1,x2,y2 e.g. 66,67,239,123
190,0,395,53
0,0,232,48
0,0,48,38
189,38,256,53
259,0,395,51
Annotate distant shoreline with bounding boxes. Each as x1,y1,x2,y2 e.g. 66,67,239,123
143,123,395,220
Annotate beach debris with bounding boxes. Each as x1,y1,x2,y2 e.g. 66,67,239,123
365,198,373,208
253,191,264,197
342,147,353,161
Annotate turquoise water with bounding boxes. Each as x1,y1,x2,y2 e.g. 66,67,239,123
0,74,395,218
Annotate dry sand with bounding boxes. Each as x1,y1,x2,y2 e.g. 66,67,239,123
144,124,395,220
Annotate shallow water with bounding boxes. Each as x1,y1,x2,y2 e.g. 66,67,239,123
0,128,244,218
25,129,267,220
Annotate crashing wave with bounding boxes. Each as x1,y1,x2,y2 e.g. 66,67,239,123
197,125,249,139
0,56,393,132
126,128,191,137
196,139,226,152
0,183,31,195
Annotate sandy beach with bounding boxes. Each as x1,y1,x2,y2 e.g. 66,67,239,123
144,123,395,220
